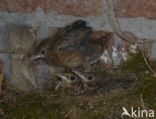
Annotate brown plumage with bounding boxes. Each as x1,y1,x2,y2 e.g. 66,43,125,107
31,20,110,72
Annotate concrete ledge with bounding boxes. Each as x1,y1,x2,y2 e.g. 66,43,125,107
0,11,156,40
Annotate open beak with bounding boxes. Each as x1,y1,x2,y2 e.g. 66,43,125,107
30,54,45,60
54,73,71,83
72,70,88,82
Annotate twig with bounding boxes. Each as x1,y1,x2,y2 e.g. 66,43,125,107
65,109,73,118
141,40,156,77
108,0,156,77
107,0,156,44
29,27,38,41
140,93,145,109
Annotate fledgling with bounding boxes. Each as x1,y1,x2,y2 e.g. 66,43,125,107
72,71,110,90
31,20,92,59
54,71,83,93
73,70,136,91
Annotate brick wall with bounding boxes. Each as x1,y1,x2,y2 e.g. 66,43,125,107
116,0,156,19
0,0,156,18
0,0,156,90
0,0,105,16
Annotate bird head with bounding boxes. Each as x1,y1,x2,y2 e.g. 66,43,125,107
54,71,82,89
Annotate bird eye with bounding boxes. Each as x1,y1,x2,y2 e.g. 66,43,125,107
41,49,46,54
70,76,75,81
87,76,93,80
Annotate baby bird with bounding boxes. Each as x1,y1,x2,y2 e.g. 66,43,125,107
72,70,136,91
54,71,83,93
31,20,92,59
31,20,109,71
72,70,109,90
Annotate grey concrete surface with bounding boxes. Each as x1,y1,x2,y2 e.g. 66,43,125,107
0,10,156,39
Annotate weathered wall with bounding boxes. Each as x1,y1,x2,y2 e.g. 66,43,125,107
0,0,156,85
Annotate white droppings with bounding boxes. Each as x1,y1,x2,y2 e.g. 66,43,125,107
100,49,112,64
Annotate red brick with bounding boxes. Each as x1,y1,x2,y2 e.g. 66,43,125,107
116,0,156,19
0,0,104,16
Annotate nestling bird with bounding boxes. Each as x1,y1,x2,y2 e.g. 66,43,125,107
28,20,113,92
72,70,110,89
31,20,110,72
72,70,136,91
54,71,83,93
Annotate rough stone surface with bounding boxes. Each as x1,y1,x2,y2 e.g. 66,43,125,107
0,11,156,40
0,0,104,16
116,0,156,19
